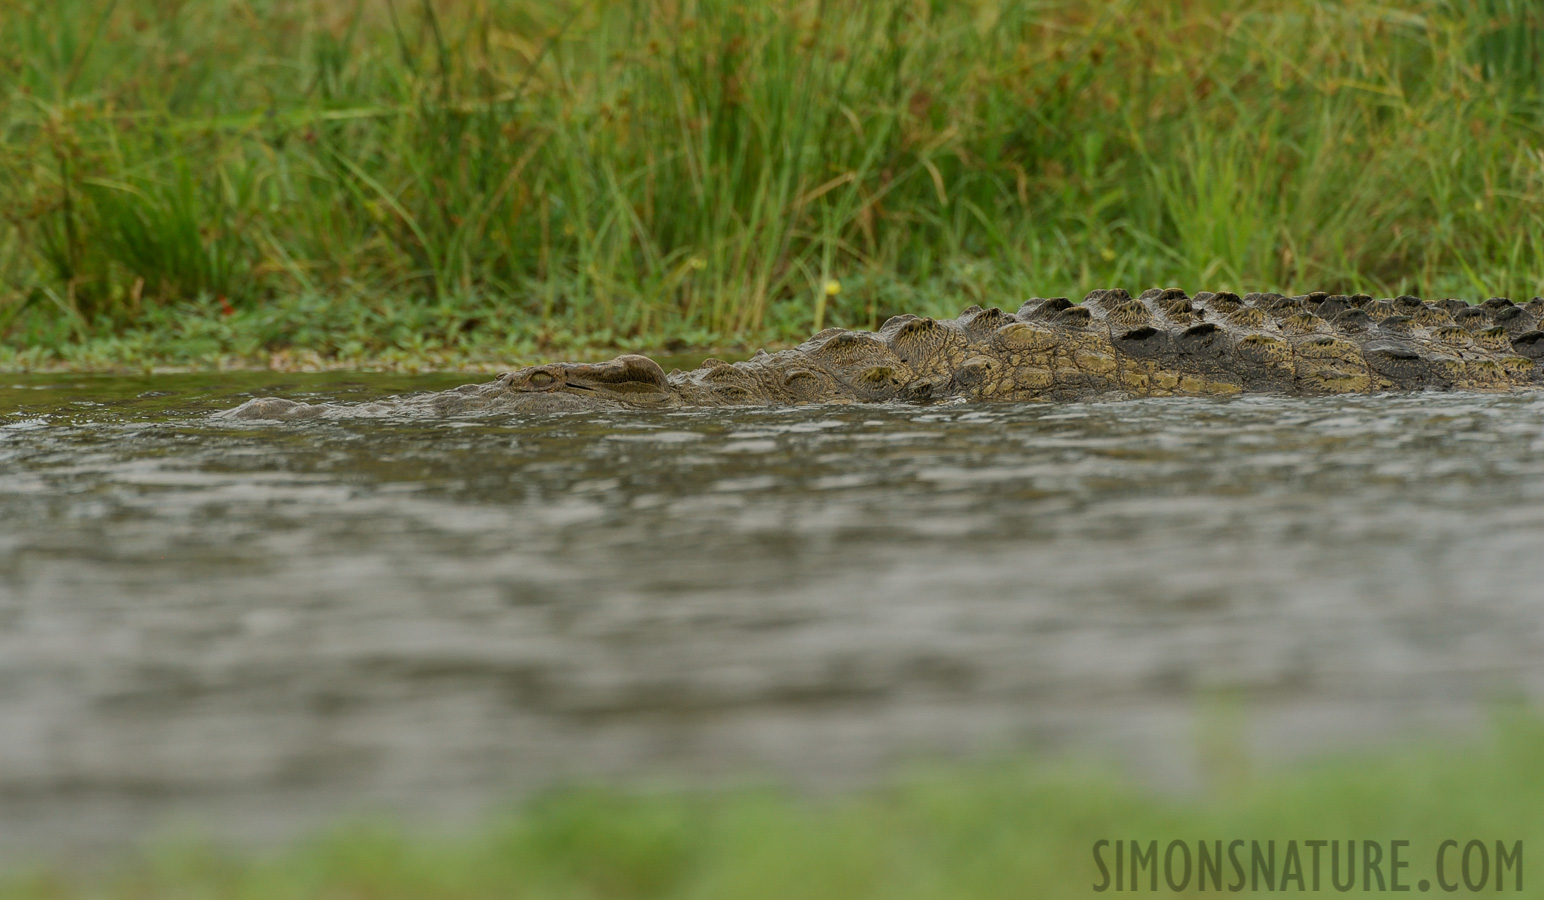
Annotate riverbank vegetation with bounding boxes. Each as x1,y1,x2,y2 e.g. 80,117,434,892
3,0,1544,370
5,711,1542,898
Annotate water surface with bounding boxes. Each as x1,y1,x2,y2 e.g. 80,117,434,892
4,374,1544,853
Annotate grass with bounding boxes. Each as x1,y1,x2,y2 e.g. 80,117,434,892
3,0,1544,370
4,710,1543,898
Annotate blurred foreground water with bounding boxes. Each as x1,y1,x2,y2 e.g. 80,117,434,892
3,373,1544,856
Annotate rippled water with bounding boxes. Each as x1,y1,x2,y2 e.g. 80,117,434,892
4,374,1544,854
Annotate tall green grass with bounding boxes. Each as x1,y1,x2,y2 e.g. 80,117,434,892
3,0,1544,365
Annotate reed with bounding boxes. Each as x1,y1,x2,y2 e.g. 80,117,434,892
3,0,1544,366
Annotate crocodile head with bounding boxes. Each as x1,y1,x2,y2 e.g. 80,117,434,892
496,354,680,410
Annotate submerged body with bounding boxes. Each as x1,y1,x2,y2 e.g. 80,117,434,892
225,289,1544,419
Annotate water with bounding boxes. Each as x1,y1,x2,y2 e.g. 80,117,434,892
5,373,1544,854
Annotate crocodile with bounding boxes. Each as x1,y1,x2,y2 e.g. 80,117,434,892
223,289,1544,419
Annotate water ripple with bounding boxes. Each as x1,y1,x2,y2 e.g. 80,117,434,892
2,375,1544,850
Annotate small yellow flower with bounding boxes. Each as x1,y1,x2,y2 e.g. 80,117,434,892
1100,247,1116,261
824,279,842,296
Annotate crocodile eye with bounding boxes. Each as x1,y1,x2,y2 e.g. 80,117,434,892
528,371,555,387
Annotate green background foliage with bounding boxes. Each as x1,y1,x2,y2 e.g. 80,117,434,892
5,711,1542,898
3,0,1543,366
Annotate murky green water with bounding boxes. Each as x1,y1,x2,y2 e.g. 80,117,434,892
5,374,1544,853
